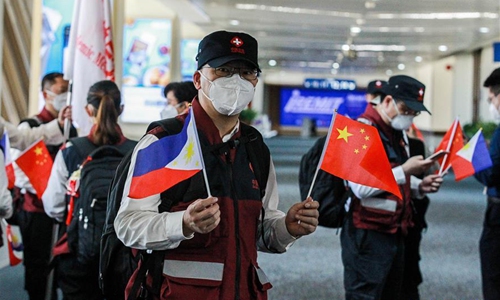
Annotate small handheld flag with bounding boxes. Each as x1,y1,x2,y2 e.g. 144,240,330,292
129,110,207,199
450,129,493,181
312,113,402,199
14,139,53,198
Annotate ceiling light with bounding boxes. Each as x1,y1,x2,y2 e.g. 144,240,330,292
365,1,376,9
331,69,338,75
415,56,423,62
351,27,361,34
386,69,393,76
229,19,240,26
268,59,277,67
356,19,366,25
398,64,405,70
438,45,448,52
332,62,340,69
353,45,406,51
479,27,489,33
342,44,351,51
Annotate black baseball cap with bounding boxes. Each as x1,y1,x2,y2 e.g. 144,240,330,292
387,75,430,114
484,67,500,87
196,30,261,71
367,80,388,95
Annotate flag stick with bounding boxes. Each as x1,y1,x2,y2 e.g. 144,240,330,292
189,108,212,197
307,112,338,199
438,117,459,175
63,80,73,141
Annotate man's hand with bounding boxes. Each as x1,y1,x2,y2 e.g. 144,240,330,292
285,197,319,238
182,197,220,236
419,174,443,194
58,105,72,127
402,155,434,176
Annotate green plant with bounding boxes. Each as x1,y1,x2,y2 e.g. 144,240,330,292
239,108,258,124
463,121,497,141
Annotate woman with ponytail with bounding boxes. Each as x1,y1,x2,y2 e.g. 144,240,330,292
43,80,136,300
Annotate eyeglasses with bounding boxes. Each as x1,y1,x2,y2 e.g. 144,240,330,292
204,66,259,81
394,100,421,116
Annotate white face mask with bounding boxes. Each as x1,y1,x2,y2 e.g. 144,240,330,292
160,104,178,119
489,102,500,124
46,90,68,111
381,100,415,130
198,71,255,116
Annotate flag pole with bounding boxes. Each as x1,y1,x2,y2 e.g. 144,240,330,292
307,111,338,199
438,117,459,175
189,108,212,197
63,80,73,141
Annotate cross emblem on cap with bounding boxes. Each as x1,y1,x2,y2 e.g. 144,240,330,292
418,88,424,96
231,37,243,47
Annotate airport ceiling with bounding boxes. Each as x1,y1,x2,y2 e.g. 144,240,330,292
177,0,500,75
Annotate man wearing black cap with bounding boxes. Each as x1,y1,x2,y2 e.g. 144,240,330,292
474,67,500,300
115,30,319,300
366,79,388,105
340,74,443,300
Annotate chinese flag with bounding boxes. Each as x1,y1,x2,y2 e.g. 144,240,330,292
434,119,464,173
320,113,402,199
15,140,53,198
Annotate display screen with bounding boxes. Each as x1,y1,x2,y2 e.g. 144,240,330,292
279,87,367,128
121,18,172,123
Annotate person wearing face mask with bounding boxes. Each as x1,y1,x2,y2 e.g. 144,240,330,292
160,81,198,119
340,75,443,300
474,67,500,300
7,72,77,300
114,30,319,300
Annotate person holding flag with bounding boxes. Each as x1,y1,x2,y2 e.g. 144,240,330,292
8,72,77,300
340,75,443,300
473,67,500,300
115,30,319,300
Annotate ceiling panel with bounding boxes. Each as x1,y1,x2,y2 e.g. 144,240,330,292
184,0,500,74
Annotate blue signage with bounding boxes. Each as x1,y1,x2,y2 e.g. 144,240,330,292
304,78,356,90
280,87,367,128
494,42,500,62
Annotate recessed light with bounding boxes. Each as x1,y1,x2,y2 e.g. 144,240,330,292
351,27,361,34
415,56,423,62
439,45,448,52
332,62,340,69
398,64,405,70
479,27,489,33
386,69,393,76
229,20,240,26
268,59,277,67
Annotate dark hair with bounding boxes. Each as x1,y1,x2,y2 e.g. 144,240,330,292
163,81,197,104
87,80,122,145
484,68,500,88
41,72,64,91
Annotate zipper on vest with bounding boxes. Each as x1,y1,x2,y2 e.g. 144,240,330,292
225,150,241,300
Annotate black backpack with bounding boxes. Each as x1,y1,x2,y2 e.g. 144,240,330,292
66,137,136,265
99,117,270,300
299,136,351,229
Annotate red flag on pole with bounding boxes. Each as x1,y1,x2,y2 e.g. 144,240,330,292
14,139,53,199
434,119,464,174
64,0,115,136
319,113,402,199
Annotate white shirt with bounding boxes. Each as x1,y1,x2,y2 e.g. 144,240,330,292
115,128,296,253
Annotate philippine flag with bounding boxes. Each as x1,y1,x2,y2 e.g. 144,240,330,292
450,129,493,181
0,131,15,189
128,110,204,199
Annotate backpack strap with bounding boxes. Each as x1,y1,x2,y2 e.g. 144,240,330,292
69,137,98,161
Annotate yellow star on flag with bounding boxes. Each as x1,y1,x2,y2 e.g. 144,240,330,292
34,147,43,155
336,126,353,143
